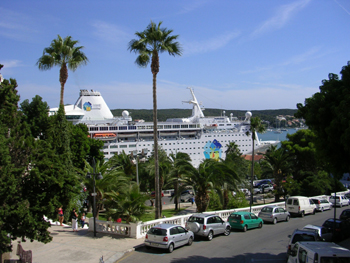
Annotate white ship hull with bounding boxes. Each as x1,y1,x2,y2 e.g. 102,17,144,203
50,88,279,167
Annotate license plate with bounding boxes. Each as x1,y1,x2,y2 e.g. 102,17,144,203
232,220,237,223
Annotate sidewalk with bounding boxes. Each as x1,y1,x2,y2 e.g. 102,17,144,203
6,203,196,263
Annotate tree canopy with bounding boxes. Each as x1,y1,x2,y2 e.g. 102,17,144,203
296,61,350,178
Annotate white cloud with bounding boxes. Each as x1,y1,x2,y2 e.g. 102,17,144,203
0,8,39,41
183,31,240,55
1,60,22,68
91,21,132,44
250,0,311,38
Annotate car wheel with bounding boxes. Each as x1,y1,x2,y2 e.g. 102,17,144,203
300,211,305,218
168,243,174,253
207,231,213,241
321,207,324,212
312,209,316,215
187,237,193,246
224,226,231,236
243,225,247,232
273,218,277,225
285,215,290,222
258,222,263,228
340,203,343,208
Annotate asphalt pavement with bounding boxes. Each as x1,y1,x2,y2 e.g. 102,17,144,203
4,199,350,263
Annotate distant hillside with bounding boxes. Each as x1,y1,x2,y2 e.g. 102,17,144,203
111,108,298,127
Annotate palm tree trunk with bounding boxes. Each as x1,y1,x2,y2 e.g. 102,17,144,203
152,72,161,219
59,63,68,106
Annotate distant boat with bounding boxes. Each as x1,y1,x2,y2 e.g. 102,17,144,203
274,129,282,134
281,129,287,131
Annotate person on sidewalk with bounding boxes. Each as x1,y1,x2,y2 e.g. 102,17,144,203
58,206,64,226
80,212,86,228
71,208,78,232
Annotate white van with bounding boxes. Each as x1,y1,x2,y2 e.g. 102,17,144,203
287,241,350,263
286,196,316,217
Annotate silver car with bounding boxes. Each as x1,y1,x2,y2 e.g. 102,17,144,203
185,213,231,241
258,205,290,224
145,224,194,253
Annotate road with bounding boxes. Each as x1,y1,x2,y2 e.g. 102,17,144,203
117,206,348,263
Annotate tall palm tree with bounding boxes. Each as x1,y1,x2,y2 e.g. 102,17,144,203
167,152,192,211
245,116,266,212
128,21,182,219
37,35,88,106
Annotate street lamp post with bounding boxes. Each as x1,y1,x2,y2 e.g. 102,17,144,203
86,157,103,237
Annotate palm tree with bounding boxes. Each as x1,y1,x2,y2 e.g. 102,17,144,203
167,152,192,211
83,159,130,218
128,21,182,219
37,35,88,106
184,159,237,212
261,145,292,201
105,184,149,223
245,116,266,212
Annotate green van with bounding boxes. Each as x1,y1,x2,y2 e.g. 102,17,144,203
228,211,263,232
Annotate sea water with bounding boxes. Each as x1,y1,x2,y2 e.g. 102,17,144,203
258,128,298,147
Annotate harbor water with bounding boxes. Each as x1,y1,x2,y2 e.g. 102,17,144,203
258,128,299,147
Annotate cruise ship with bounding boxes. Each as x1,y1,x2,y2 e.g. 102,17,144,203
49,88,279,167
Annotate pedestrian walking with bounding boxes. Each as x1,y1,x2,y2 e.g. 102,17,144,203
71,208,78,232
80,213,86,228
58,206,64,226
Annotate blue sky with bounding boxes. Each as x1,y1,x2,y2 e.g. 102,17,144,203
1,0,350,112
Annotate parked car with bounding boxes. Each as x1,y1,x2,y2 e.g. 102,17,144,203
287,241,350,263
310,198,332,212
185,213,231,241
258,205,290,224
287,229,322,255
144,223,194,253
253,184,274,194
227,211,263,232
254,179,272,187
329,195,349,207
322,218,350,241
302,224,333,242
286,196,317,217
150,191,164,198
340,209,350,220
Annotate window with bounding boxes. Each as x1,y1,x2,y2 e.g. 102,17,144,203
298,248,307,263
170,227,179,235
177,227,186,233
100,127,108,131
244,214,250,220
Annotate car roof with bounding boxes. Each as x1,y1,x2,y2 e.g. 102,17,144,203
191,213,215,218
303,225,323,230
262,205,280,208
152,223,182,230
293,228,319,235
230,211,252,215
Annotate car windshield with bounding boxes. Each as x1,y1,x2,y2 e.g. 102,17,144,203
292,234,316,243
261,207,273,213
147,228,167,236
188,216,204,224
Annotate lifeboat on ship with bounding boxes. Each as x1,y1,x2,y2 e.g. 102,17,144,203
93,133,117,140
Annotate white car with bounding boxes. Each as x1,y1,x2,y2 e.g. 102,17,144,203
310,198,332,212
329,195,349,207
